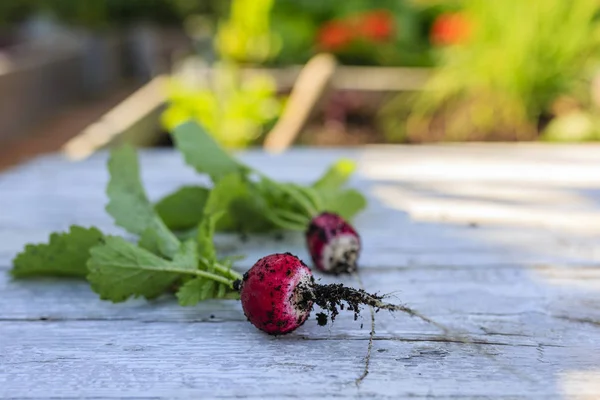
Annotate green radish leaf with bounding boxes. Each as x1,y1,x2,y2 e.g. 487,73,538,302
243,178,309,231
172,240,199,270
176,277,216,306
11,226,103,279
87,237,197,303
155,186,210,231
106,145,179,258
204,174,243,214
216,283,227,298
210,176,304,233
196,212,223,271
228,198,275,232
201,174,273,233
170,120,368,233
219,255,246,266
138,228,163,256
171,120,245,180
313,158,357,191
319,188,367,221
204,173,249,215
198,279,216,300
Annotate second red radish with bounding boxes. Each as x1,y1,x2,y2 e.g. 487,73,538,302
306,212,361,274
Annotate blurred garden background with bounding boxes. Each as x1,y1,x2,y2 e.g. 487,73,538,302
2,0,600,168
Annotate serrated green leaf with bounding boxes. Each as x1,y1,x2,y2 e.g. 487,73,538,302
11,226,103,278
216,283,227,298
176,277,216,306
313,159,357,191
171,121,245,180
155,186,210,231
201,280,216,300
172,240,198,270
320,188,367,221
176,279,202,306
87,237,197,303
228,194,275,232
138,228,162,255
106,145,179,258
204,173,246,215
204,173,253,231
218,255,246,267
169,121,368,233
206,174,279,233
196,213,222,270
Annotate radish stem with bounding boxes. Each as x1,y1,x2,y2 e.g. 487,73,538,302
258,173,317,218
197,255,243,281
263,208,306,231
293,184,323,213
275,209,311,226
283,184,319,217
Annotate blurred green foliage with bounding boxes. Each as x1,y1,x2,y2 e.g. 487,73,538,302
215,0,280,64
162,0,284,149
1,0,436,67
7,0,599,143
543,111,600,142
403,0,600,142
269,0,434,67
161,62,283,149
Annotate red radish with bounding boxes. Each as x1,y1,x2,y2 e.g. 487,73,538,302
237,253,314,335
306,212,361,275
236,252,433,336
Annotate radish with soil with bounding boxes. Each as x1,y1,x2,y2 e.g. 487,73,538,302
164,121,367,275
9,141,441,340
235,252,525,384
236,252,439,335
9,144,378,335
10,143,530,382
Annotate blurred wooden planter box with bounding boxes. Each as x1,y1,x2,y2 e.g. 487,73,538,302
62,56,432,159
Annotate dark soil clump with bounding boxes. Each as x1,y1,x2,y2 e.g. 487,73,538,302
310,283,385,322
296,282,444,330
316,312,328,326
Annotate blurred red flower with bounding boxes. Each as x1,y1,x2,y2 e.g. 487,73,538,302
358,10,395,41
317,21,354,51
430,12,471,46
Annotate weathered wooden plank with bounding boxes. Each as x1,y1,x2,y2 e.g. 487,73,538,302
2,147,600,269
1,262,599,348
0,320,597,399
4,224,600,271
2,146,600,399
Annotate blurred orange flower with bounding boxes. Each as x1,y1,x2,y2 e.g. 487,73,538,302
317,21,355,51
358,10,395,41
430,12,471,46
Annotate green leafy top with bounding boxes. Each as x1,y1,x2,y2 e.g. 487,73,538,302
11,226,103,279
106,145,179,258
86,232,240,304
11,144,243,307
87,236,198,302
165,120,367,233
170,121,247,180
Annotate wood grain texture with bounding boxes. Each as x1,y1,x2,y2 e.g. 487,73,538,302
1,145,600,399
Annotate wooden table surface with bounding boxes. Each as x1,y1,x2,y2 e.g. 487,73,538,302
1,145,600,399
